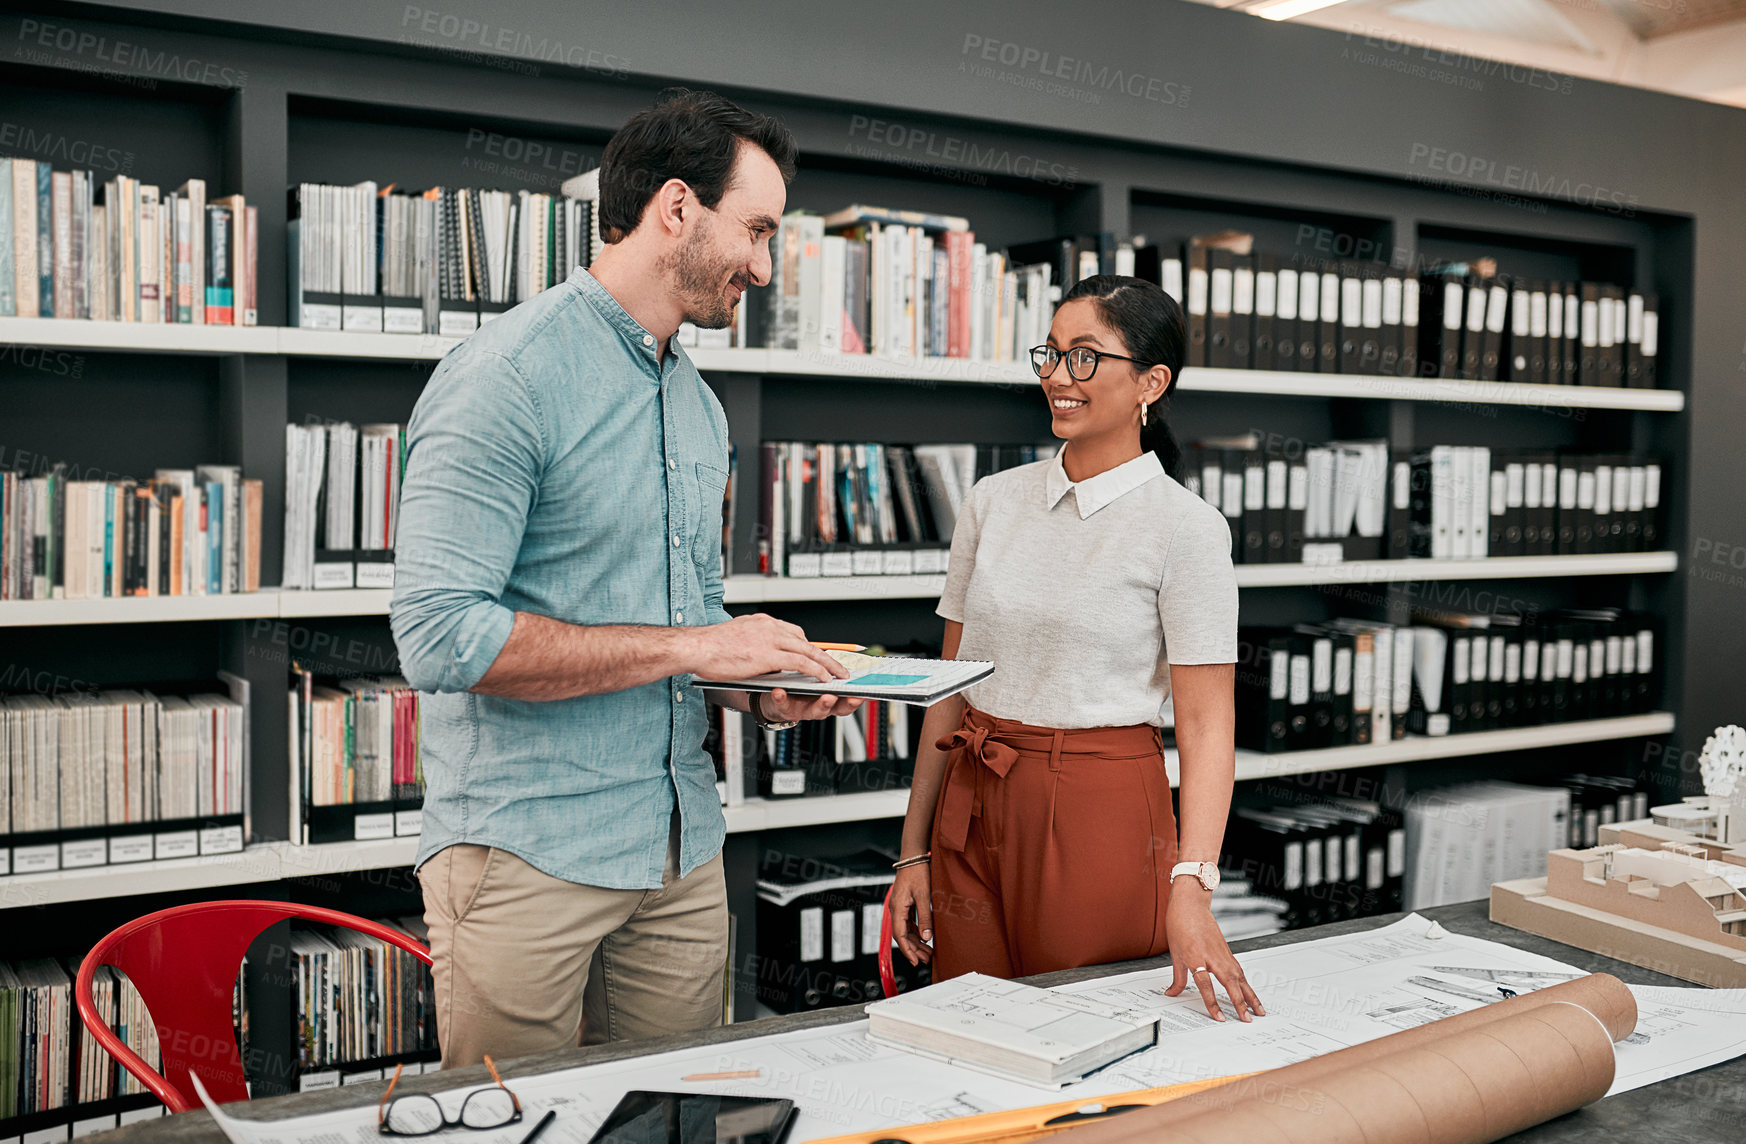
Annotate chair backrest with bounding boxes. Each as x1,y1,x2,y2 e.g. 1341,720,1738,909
74,900,432,1113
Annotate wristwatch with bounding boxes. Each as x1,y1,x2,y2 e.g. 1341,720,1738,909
750,692,799,732
1170,861,1220,892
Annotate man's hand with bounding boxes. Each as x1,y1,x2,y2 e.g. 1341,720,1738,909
760,689,863,722
685,614,852,683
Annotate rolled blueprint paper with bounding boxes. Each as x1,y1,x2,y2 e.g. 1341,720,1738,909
1054,978,1641,1144
1125,1002,1616,1144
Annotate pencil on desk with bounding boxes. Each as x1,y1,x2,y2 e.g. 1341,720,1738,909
680,1068,762,1081
811,642,867,652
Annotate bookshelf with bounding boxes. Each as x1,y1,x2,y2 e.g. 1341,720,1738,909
0,317,1690,410
1,0,1734,1115
2,709,1674,909
0,552,1682,626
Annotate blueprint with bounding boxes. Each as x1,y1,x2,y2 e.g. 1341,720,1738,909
194,914,1746,1144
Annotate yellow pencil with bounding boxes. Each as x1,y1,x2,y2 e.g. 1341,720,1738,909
811,642,867,652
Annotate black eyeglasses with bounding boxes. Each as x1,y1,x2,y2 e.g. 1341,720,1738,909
1029,345,1151,381
378,1055,523,1136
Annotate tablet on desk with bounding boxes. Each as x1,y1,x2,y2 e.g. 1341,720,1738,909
586,1092,797,1144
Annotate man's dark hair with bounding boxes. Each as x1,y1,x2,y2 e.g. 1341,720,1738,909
597,87,798,243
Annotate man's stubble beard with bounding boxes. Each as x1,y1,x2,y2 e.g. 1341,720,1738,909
671,224,737,330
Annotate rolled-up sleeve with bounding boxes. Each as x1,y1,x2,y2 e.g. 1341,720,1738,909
391,349,545,693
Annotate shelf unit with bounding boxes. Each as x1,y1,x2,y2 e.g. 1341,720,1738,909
1,0,1724,1111
0,709,1674,909
0,316,1688,411
0,552,1683,626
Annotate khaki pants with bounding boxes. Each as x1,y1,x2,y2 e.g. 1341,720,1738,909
418,818,728,1068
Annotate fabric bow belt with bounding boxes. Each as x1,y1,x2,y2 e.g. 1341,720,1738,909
934,707,1165,853
935,721,1020,853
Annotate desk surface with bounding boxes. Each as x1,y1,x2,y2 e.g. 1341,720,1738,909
103,900,1746,1144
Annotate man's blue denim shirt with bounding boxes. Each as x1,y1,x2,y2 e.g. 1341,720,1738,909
391,268,732,890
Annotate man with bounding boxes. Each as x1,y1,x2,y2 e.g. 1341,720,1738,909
391,88,858,1067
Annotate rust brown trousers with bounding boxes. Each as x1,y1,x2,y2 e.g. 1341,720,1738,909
927,704,1178,981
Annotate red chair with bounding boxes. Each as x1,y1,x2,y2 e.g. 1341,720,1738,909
74,901,432,1113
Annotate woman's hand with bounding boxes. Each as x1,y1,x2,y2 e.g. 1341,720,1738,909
888,864,935,966
1162,894,1265,1022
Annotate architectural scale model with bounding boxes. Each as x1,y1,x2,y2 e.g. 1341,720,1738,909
1492,725,1746,986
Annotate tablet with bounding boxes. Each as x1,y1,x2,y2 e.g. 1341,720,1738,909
586,1091,797,1144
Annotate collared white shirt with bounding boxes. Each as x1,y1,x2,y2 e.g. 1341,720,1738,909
939,451,1239,729
1044,449,1166,519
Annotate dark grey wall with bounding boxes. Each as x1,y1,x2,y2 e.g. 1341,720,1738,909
18,0,1746,781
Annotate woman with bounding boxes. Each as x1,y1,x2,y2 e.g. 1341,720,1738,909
887,274,1263,1023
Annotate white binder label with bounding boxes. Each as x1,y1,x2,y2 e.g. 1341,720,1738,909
1284,842,1303,891
299,1070,341,1091
1325,837,1341,883
1255,270,1276,318
1366,848,1384,891
1362,279,1382,328
353,813,394,841
110,835,154,863
1211,267,1233,313
1403,278,1419,326
1305,839,1322,887
830,909,855,963
800,907,824,961
356,561,395,588
396,809,424,836
1233,267,1254,314
62,839,107,869
850,550,883,576
1387,829,1406,877
1382,277,1402,325
1581,300,1599,347
1277,269,1298,319
772,770,806,795
1187,268,1208,315
1271,655,1290,700
1530,292,1547,337
820,552,855,577
201,825,244,854
1290,656,1310,705
1642,312,1658,356
862,904,884,955
787,553,823,577
155,831,198,860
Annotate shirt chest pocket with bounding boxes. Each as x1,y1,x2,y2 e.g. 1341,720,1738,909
693,461,729,571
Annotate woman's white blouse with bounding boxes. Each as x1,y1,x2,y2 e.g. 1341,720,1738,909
938,450,1239,729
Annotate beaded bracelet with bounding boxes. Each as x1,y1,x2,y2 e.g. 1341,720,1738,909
891,852,932,870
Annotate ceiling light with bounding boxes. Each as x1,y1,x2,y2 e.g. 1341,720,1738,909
1249,0,1352,20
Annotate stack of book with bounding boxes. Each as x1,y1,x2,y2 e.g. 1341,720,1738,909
288,671,423,844
285,920,436,1074
1135,234,1660,387
0,957,172,1121
756,206,1067,362
1,464,263,600
288,180,596,336
282,421,405,590
708,697,912,803
755,440,1057,577
1182,436,1664,565
1222,794,1406,931
1404,781,1576,909
0,684,246,876
1206,875,1291,941
0,162,255,324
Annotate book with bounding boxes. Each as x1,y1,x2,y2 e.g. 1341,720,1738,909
865,972,1157,1088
